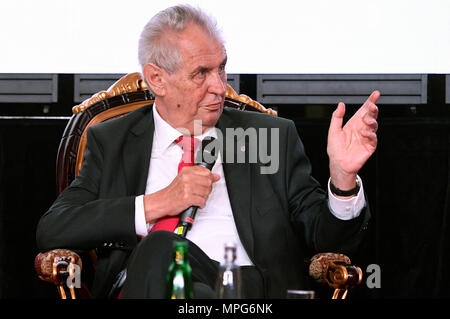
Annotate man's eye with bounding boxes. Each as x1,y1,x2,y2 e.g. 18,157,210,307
195,70,206,77
191,69,207,84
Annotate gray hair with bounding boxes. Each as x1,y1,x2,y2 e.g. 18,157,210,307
138,4,224,74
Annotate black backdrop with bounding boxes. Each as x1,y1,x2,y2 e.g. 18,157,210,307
0,74,449,299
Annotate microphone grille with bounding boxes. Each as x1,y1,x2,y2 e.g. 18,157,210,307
196,136,218,165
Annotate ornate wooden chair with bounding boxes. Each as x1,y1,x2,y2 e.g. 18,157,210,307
34,73,362,299
34,72,277,299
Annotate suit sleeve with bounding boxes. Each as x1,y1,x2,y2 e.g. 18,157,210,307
284,120,370,255
36,127,138,252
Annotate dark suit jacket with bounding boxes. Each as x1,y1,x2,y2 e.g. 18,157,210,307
36,105,370,298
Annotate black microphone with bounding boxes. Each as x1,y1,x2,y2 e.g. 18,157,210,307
176,137,218,237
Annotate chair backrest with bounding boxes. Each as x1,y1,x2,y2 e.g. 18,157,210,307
56,72,277,195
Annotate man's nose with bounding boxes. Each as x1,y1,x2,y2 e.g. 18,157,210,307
208,71,226,96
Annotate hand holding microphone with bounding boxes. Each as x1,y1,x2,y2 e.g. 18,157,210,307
176,137,218,237
143,137,219,229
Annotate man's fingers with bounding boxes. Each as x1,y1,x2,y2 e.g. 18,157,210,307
369,102,379,119
360,130,378,148
212,173,220,182
353,91,379,120
365,91,380,114
367,90,381,105
329,102,346,133
185,180,216,208
363,115,378,132
177,168,218,199
187,194,208,209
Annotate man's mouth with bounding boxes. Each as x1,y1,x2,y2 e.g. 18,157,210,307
202,102,222,110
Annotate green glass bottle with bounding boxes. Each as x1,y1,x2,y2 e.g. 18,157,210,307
165,240,194,299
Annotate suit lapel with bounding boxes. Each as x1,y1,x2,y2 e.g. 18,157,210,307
217,109,255,260
122,105,155,195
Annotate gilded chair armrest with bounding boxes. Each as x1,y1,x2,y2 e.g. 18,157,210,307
34,249,82,285
309,252,362,299
309,252,351,284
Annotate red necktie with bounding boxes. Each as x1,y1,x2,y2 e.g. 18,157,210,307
150,136,200,233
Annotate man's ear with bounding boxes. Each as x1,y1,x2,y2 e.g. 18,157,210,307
143,63,166,96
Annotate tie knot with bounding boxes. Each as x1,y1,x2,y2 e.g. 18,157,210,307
175,136,200,167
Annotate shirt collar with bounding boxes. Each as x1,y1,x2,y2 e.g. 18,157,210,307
152,103,218,152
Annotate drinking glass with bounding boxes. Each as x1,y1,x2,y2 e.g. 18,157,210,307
286,290,315,299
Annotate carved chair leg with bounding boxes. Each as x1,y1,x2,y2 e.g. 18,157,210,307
52,257,77,299
57,285,67,299
332,288,348,299
68,262,77,299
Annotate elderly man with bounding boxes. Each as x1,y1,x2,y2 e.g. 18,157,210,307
37,4,379,298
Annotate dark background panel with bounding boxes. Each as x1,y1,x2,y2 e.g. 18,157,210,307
0,119,67,298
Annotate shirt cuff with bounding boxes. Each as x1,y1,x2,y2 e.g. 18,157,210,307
135,195,151,237
327,175,365,220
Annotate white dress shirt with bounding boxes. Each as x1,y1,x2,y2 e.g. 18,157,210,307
134,105,365,265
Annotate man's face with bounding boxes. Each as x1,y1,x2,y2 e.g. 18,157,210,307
154,23,227,135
